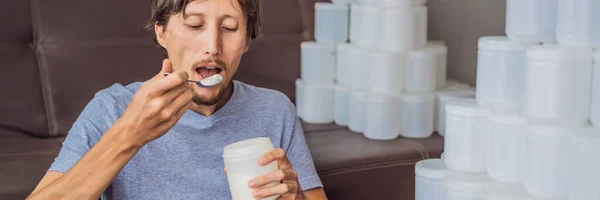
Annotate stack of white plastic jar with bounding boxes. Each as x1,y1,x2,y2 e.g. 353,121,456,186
296,0,474,141
416,0,600,199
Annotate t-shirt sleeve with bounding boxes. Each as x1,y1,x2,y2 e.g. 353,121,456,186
281,107,324,191
48,92,119,173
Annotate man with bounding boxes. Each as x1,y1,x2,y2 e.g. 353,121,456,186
27,0,327,199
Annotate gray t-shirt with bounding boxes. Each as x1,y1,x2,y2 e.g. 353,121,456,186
48,80,323,199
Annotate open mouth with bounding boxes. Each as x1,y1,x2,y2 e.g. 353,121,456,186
195,66,223,79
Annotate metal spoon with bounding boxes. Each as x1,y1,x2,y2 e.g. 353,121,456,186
163,73,223,88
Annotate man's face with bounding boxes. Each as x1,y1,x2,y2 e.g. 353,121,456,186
155,0,248,106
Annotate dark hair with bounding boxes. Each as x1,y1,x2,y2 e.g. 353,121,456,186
144,0,262,47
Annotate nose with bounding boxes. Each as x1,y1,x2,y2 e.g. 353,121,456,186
202,25,222,56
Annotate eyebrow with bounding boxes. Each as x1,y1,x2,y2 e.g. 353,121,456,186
183,11,239,22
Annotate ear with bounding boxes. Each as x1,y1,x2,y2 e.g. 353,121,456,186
154,24,167,49
242,40,251,53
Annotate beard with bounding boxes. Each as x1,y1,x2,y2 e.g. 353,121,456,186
191,80,231,106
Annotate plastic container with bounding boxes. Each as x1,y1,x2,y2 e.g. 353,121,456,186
415,159,449,200
414,6,428,50
405,47,438,93
295,79,304,119
569,126,600,200
334,85,350,126
368,51,406,96
557,0,600,47
435,89,476,137
302,83,335,124
300,41,336,84
332,0,359,4
486,109,527,183
400,93,434,138
336,43,352,86
523,125,570,199
476,36,528,112
441,80,471,91
314,3,349,43
223,137,280,200
592,50,600,127
380,6,417,52
347,47,371,91
426,43,448,88
356,5,382,49
505,0,557,43
482,182,530,200
348,91,368,133
525,44,593,127
364,94,402,140
443,98,489,172
349,4,361,44
445,171,490,200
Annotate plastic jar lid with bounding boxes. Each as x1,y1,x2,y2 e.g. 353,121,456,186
223,137,274,160
445,171,490,192
372,51,405,61
401,93,434,103
380,0,425,7
445,98,488,117
409,47,437,58
301,41,336,50
478,36,529,50
437,89,476,100
483,181,528,198
571,126,600,150
304,83,335,90
527,44,594,61
415,159,448,179
335,84,350,92
528,124,571,138
367,93,401,103
314,2,347,11
425,43,448,53
488,109,526,125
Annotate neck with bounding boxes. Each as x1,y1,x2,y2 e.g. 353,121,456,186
189,82,235,117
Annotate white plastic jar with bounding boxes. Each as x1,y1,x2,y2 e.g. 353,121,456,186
347,47,370,91
400,93,434,138
505,0,557,43
486,109,527,183
369,51,405,96
295,79,304,119
302,83,335,124
445,171,490,200
379,6,418,52
334,84,350,126
425,42,448,88
300,41,336,84
336,43,352,86
364,94,402,140
348,91,368,133
592,50,600,127
557,0,600,47
525,44,593,127
223,137,280,200
476,36,528,111
405,47,437,93
569,126,600,200
444,98,489,172
314,2,348,43
523,125,570,199
356,5,382,49
415,159,449,200
435,89,476,137
414,6,427,50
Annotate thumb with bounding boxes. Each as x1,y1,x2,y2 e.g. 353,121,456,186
160,59,173,74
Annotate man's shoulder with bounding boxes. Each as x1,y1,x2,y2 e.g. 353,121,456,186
235,81,294,109
82,82,142,115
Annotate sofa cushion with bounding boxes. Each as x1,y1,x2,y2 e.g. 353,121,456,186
306,127,444,200
0,128,62,199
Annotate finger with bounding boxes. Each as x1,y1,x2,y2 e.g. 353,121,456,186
166,89,194,118
159,81,191,104
249,169,297,189
258,148,288,166
252,181,298,199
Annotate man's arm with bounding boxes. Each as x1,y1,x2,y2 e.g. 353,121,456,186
305,188,328,200
27,59,194,200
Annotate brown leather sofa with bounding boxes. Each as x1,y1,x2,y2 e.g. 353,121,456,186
0,0,443,199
